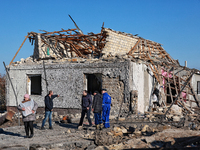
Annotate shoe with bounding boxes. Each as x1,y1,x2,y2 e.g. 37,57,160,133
49,126,53,130
40,127,45,130
29,134,34,138
100,123,104,130
96,124,100,130
25,135,29,138
77,125,83,130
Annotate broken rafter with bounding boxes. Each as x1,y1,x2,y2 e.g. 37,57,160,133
28,28,107,59
128,38,141,55
9,35,28,66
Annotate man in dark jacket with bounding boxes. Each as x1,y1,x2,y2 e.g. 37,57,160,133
92,91,103,130
78,90,92,127
41,90,59,130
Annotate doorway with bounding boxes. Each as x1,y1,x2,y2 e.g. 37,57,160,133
84,74,102,95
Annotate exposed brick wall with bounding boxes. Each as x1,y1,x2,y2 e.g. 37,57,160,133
103,28,138,57
102,75,125,116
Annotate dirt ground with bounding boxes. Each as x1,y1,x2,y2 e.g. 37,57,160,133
1,117,200,149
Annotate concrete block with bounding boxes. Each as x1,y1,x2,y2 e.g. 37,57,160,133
113,127,122,133
118,117,125,121
109,115,115,120
141,125,149,132
173,116,180,122
145,136,155,143
122,128,127,133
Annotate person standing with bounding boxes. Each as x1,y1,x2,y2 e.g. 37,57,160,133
102,89,111,128
41,90,59,130
18,94,38,138
92,91,103,130
78,90,92,127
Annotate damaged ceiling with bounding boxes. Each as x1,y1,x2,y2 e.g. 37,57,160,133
8,22,200,121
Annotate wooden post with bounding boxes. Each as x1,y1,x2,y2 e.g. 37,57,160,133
173,70,179,101
178,73,183,101
158,66,166,107
160,71,195,124
9,35,28,66
167,69,174,103
43,61,49,94
3,62,20,126
188,82,199,107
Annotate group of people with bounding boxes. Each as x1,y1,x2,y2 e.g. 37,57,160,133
18,89,111,138
78,89,111,130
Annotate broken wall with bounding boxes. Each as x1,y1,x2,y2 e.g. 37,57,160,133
190,74,200,106
102,28,138,57
33,34,68,60
6,60,132,116
131,61,154,114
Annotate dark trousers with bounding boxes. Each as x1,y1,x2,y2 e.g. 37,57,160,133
78,108,92,126
102,105,110,128
94,112,102,125
24,121,33,136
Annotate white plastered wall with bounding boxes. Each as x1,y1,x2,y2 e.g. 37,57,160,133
131,62,154,114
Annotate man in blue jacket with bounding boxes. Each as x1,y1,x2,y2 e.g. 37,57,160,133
102,89,111,128
78,90,93,127
41,90,59,130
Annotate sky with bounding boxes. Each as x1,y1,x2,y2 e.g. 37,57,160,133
0,0,200,74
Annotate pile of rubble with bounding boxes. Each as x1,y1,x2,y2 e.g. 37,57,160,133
1,120,200,150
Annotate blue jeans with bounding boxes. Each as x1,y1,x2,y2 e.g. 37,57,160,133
41,111,52,127
94,112,102,125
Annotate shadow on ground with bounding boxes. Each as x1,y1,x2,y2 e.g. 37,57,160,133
0,128,23,137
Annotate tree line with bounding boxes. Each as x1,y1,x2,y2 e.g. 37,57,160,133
0,74,6,111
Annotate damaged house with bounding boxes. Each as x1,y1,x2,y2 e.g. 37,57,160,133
5,25,200,118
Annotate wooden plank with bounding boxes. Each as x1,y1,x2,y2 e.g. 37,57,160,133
128,38,141,55
173,70,179,101
9,35,28,65
164,77,167,106
41,28,77,35
167,69,174,103
144,111,165,115
188,82,199,107
178,72,183,101
147,64,160,83
158,65,166,107
160,71,195,123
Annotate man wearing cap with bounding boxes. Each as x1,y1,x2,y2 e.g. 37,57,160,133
102,89,111,128
92,91,103,129
41,90,59,130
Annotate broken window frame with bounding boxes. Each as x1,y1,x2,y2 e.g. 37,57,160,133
27,74,42,96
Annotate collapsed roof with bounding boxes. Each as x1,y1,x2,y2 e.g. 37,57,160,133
9,25,200,119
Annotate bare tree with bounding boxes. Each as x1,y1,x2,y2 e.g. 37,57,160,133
0,74,6,111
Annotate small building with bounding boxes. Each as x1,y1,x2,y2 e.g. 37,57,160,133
6,27,200,116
